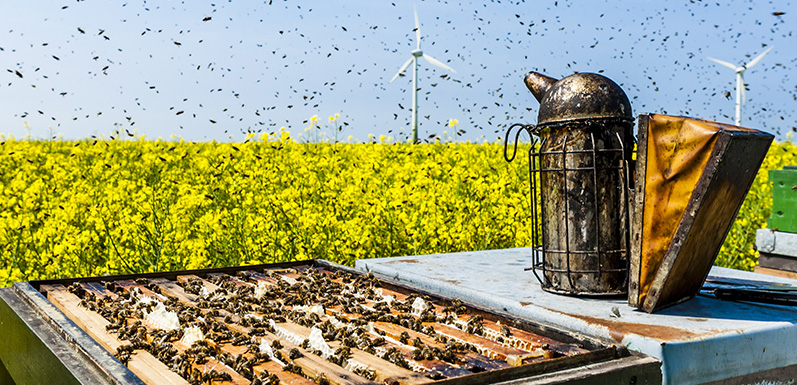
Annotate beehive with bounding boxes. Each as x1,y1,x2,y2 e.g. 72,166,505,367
768,166,797,233
30,261,617,385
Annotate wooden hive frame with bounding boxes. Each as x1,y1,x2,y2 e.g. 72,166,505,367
31,260,620,385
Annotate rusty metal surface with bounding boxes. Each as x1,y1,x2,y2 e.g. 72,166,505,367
357,248,797,385
629,114,774,312
523,72,633,126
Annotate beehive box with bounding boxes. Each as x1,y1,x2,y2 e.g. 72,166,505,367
3,260,630,385
768,166,797,234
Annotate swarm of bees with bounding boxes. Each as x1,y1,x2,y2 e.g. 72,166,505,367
67,266,560,384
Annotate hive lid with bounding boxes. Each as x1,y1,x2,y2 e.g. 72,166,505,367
629,114,774,313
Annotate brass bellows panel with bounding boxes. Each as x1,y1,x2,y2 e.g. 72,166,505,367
629,114,773,312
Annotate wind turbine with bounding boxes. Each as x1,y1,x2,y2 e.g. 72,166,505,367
707,46,773,126
390,5,456,143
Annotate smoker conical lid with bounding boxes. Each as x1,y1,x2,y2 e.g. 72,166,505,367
531,72,633,126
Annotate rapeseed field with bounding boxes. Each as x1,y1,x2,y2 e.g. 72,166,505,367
0,132,792,287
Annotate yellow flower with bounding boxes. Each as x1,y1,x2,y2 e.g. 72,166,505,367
0,135,784,287
448,119,459,127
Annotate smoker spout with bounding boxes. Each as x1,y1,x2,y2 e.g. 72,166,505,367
523,72,557,103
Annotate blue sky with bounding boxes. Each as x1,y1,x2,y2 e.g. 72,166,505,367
1,0,794,142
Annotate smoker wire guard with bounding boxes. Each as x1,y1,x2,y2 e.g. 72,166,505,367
504,116,635,297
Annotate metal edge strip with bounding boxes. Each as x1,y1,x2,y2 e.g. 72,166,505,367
11,282,146,385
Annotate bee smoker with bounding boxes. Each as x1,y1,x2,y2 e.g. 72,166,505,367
505,72,634,295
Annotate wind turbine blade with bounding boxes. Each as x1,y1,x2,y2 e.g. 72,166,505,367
422,54,456,73
745,46,773,69
707,56,738,71
390,57,414,83
414,5,421,49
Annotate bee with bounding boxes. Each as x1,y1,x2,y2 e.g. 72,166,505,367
193,352,208,364
114,345,135,366
352,366,377,381
202,370,232,383
438,347,458,364
105,321,123,332
314,374,331,385
253,352,271,363
146,283,162,294
234,357,254,380
231,335,250,346
334,346,352,361
288,348,303,359
466,315,485,335
130,338,151,351
282,362,303,375
251,371,279,385
67,282,84,296
169,354,184,373
188,370,203,385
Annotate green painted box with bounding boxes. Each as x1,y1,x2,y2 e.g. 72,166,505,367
768,166,797,233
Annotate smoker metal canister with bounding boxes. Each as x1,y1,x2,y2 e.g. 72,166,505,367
524,72,634,296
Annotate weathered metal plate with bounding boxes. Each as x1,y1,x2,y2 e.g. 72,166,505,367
629,114,774,313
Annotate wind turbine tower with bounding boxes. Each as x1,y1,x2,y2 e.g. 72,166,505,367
707,46,773,126
390,5,456,143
